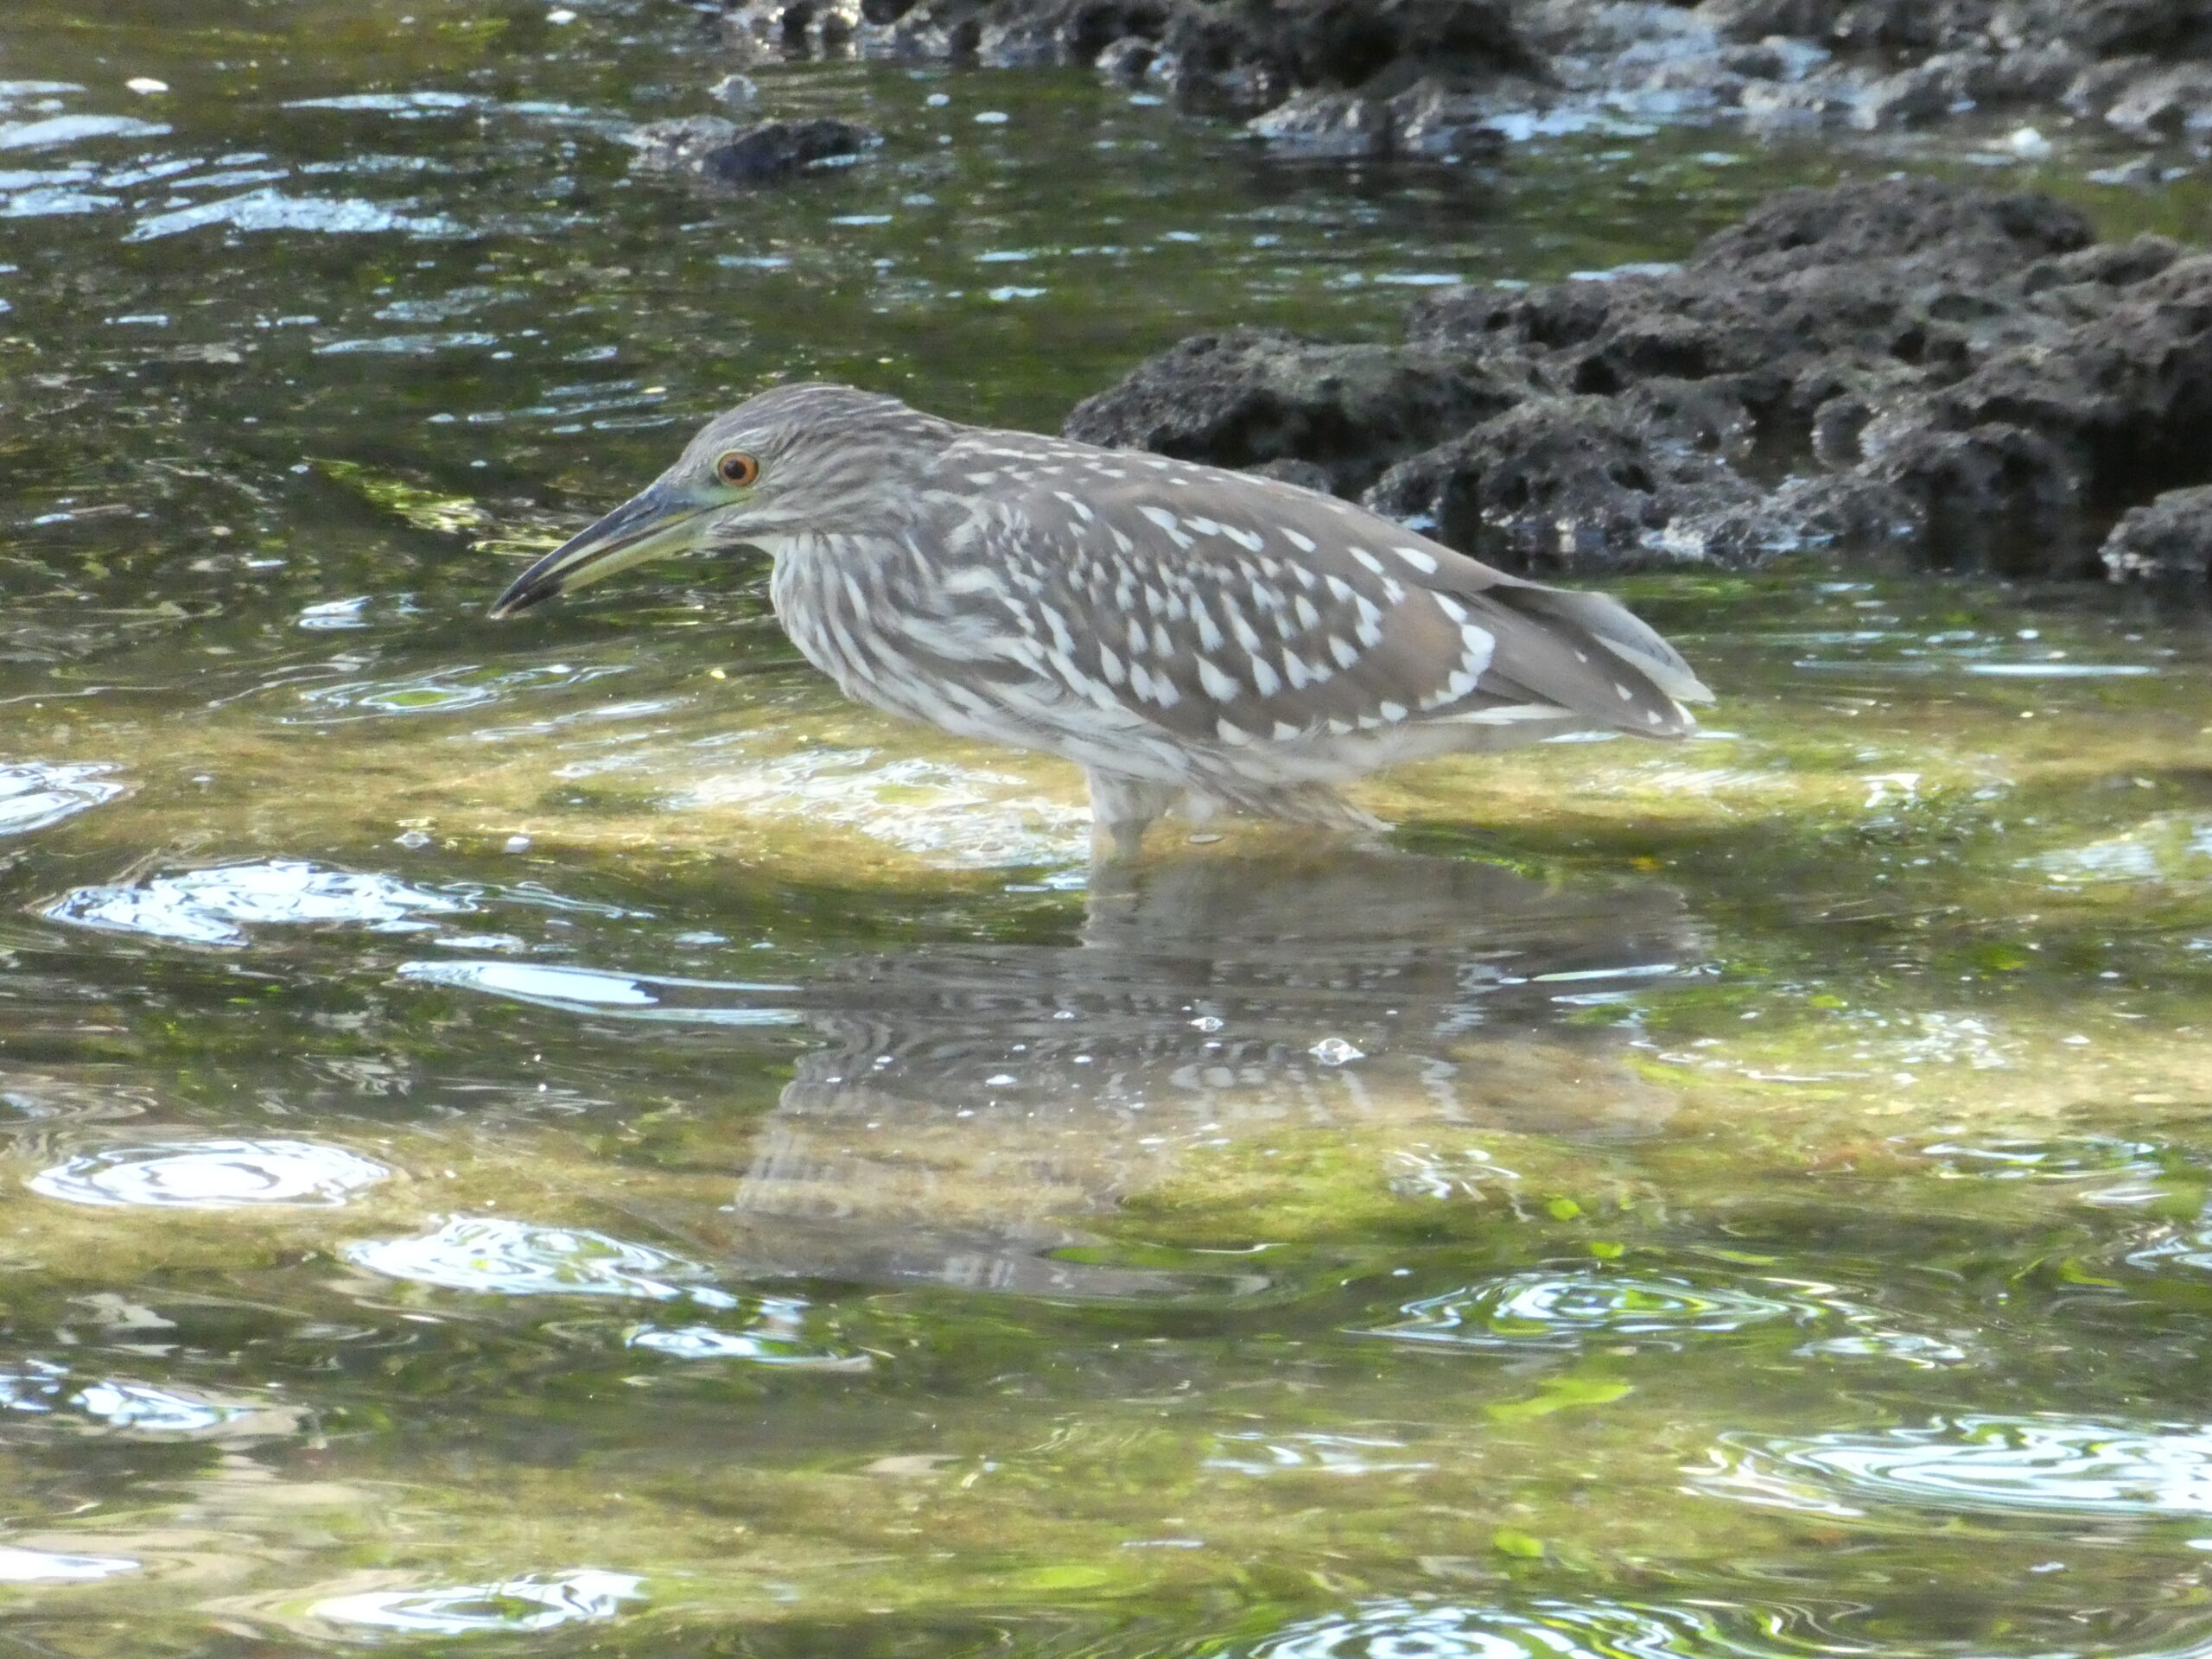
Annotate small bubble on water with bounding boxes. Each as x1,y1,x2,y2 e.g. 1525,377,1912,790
1190,1015,1224,1032
1310,1037,1364,1066
396,829,431,849
502,835,532,854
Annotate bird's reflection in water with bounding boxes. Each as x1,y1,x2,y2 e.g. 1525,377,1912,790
688,848,1706,1300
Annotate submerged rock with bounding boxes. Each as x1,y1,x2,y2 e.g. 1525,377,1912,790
1065,177,2212,583
627,114,880,186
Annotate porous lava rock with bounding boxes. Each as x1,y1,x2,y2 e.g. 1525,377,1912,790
627,114,880,185
1064,177,2212,585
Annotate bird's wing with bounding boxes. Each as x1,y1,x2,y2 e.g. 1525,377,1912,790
950,443,1710,753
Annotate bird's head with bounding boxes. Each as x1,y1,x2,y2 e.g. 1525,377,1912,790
489,382,948,617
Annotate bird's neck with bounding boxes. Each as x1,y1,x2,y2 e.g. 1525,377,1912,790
766,530,909,686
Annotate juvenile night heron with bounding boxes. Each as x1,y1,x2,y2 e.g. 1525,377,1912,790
491,384,1713,857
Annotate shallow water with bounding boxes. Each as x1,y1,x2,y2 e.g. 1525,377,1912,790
3,2,2212,1655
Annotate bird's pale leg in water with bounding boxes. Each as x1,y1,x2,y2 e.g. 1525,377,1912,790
1084,771,1179,863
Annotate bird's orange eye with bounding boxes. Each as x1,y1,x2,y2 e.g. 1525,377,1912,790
716,450,760,487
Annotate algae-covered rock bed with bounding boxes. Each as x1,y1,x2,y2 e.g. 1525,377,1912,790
1,1,2210,1656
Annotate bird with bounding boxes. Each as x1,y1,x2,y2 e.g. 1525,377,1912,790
490,383,1713,860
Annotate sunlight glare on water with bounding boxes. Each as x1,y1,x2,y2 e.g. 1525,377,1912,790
28,1138,391,1207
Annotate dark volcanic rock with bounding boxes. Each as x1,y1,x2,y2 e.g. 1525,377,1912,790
1062,327,1525,495
1363,394,1765,571
627,115,880,185
2102,486,2212,583
1063,178,2212,582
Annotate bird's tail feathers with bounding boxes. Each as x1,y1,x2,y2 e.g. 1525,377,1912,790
1504,586,1713,706
1478,583,1713,740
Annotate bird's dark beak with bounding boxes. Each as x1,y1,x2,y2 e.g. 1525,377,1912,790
489,483,710,618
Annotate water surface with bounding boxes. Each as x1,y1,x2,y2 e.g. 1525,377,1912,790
3,2,2212,1654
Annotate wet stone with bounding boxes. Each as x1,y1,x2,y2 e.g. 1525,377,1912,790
626,115,880,186
1245,89,1394,160
2102,485,2212,586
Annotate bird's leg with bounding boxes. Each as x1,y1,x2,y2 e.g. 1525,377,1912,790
1085,770,1173,864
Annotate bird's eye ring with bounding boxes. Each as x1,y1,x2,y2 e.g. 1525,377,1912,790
716,450,760,487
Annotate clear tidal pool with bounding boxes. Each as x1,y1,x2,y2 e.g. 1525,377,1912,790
3,2,2212,1654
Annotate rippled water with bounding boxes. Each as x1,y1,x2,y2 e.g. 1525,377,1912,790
3,1,2212,1655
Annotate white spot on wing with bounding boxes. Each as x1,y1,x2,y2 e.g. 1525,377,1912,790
1192,599,1224,653
1392,544,1440,574
1139,505,1194,549
1282,529,1317,554
1352,596,1383,649
1459,625,1496,677
1225,605,1264,653
1196,658,1240,701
